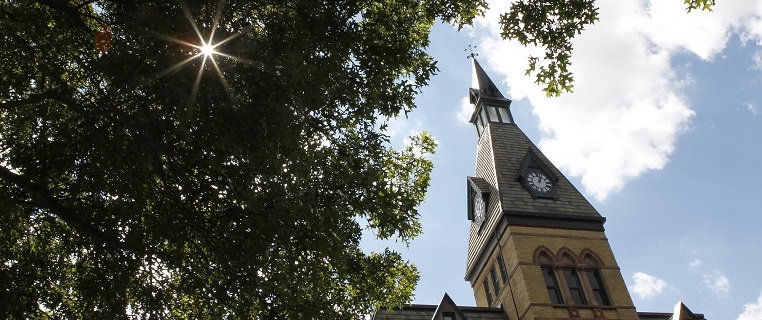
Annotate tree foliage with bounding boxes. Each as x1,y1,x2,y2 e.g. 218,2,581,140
500,0,716,97
0,0,480,318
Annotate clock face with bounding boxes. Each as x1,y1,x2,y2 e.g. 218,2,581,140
473,195,486,224
526,171,553,193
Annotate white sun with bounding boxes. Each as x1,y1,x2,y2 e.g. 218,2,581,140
154,0,260,106
200,43,216,57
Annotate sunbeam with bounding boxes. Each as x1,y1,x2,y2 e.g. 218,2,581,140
151,0,259,106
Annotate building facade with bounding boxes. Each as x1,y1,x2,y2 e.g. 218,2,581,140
373,60,705,320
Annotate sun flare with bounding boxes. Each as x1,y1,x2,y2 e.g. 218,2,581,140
200,43,217,57
153,0,260,106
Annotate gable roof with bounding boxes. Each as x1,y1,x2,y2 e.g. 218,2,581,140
431,293,472,320
467,176,491,195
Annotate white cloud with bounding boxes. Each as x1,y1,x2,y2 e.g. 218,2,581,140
752,51,762,70
747,103,759,115
689,259,703,271
630,272,667,300
738,292,762,320
703,270,731,295
386,116,438,156
457,96,473,124
386,114,426,142
386,117,411,140
471,0,762,201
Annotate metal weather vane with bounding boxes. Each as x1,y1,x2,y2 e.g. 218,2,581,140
465,45,479,59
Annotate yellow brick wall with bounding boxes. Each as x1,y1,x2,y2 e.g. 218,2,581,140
471,225,639,320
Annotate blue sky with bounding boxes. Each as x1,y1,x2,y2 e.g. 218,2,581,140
363,0,762,319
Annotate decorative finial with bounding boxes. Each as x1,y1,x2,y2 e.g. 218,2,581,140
465,45,479,59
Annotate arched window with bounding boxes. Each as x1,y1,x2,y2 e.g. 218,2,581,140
536,249,563,304
582,253,611,306
490,266,500,298
498,253,509,283
483,278,493,306
559,252,587,305
535,247,612,307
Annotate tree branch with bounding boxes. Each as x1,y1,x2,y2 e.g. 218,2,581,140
34,0,95,32
76,0,99,10
1,90,65,110
0,165,127,251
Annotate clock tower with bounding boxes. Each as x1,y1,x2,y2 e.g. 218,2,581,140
464,59,639,320
373,60,705,320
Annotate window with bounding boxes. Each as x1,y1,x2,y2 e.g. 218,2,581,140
482,105,512,123
474,103,512,136
536,247,614,306
586,269,610,305
479,107,488,127
562,268,587,305
498,254,509,283
558,252,587,305
487,106,499,122
583,254,611,306
541,266,563,304
490,267,500,295
498,107,512,123
536,250,563,304
483,278,493,306
443,313,455,320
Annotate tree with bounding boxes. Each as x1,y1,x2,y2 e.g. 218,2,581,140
0,0,483,318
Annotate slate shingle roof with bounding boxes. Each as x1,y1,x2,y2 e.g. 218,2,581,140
489,123,601,219
373,293,507,320
466,122,607,276
373,304,506,320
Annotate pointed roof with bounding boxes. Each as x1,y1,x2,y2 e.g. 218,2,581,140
638,301,706,320
430,293,470,320
470,59,505,100
672,301,701,320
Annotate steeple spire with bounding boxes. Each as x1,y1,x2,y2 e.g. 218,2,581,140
470,59,505,101
468,59,513,135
